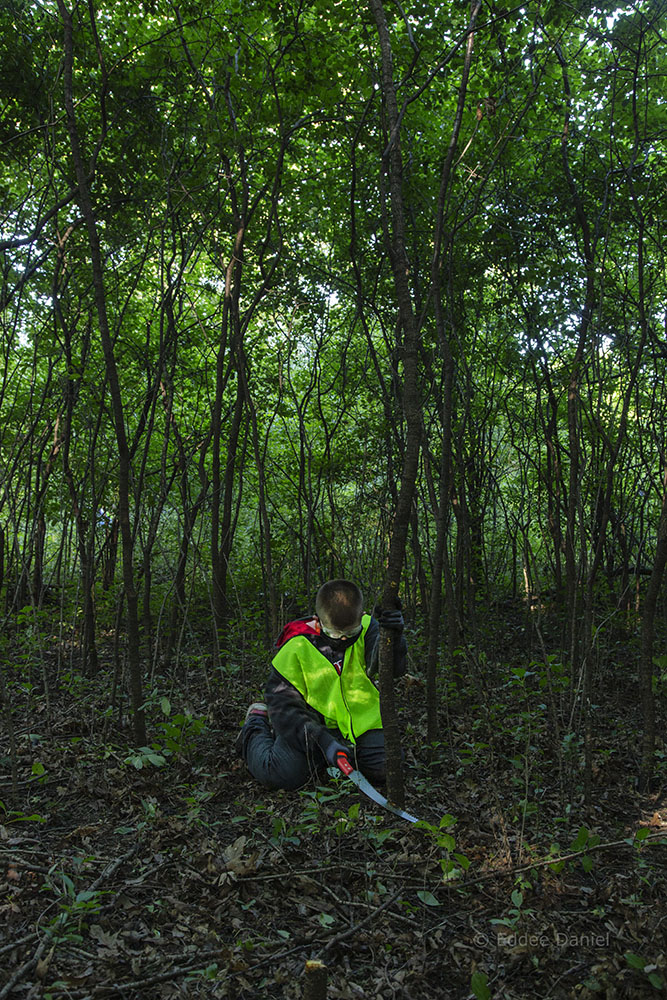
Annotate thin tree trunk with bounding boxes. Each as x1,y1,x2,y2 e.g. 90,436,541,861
211,226,245,630
0,663,18,808
368,0,424,809
58,0,145,744
238,353,279,641
638,475,666,788
425,0,481,740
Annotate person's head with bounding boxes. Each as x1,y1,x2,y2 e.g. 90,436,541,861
315,579,363,640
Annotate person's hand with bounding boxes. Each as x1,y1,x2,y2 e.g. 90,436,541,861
377,607,404,631
325,740,353,771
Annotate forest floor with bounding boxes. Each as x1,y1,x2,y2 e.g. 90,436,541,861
1,616,666,1000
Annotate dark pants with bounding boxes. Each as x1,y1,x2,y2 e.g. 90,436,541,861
240,716,386,791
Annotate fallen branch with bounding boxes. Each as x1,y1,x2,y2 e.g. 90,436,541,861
0,931,38,958
321,889,403,953
394,829,667,899
456,829,667,889
0,937,49,1000
87,844,141,892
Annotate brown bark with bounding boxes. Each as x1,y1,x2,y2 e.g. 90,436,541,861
303,960,327,1000
54,291,102,675
57,0,145,743
237,351,279,641
425,0,482,742
211,224,246,629
638,478,666,788
0,663,18,808
368,0,423,808
556,49,601,805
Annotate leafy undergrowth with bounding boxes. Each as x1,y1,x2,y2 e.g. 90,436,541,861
1,650,666,1000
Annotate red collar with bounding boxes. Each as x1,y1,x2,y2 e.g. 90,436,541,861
275,617,320,650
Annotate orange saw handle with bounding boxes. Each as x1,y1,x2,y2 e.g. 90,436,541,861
334,750,354,776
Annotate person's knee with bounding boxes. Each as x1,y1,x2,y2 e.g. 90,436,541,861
354,729,386,784
360,762,386,785
253,750,315,791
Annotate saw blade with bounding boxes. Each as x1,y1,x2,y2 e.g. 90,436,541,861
328,766,420,823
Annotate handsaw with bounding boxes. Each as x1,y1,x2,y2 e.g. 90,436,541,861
331,751,420,824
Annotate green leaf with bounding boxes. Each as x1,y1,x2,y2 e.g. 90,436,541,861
160,697,171,716
76,889,99,903
9,812,46,824
470,970,492,1000
511,889,523,908
417,890,441,907
648,973,664,989
61,873,75,896
581,855,593,873
634,827,650,842
571,827,589,851
441,861,463,882
625,952,646,970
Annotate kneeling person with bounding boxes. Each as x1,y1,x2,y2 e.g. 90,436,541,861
238,579,406,789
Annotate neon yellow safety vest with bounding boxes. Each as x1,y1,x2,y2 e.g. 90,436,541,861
272,614,382,743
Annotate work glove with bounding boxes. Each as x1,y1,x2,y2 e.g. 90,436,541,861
324,739,354,773
376,606,404,631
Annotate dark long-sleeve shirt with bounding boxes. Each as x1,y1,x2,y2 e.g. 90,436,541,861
265,615,407,758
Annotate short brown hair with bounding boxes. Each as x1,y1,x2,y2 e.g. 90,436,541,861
315,579,363,630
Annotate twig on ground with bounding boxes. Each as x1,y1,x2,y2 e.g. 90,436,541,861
88,844,141,891
0,936,49,1000
321,888,403,953
456,830,667,889
0,931,38,958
